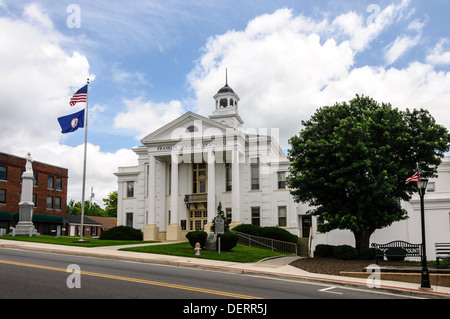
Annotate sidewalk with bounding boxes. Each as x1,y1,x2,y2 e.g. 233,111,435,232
1,239,449,299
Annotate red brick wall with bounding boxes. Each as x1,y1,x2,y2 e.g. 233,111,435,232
0,152,68,219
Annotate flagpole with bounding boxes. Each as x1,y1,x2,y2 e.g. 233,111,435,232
79,78,89,242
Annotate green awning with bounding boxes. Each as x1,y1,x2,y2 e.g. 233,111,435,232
32,214,64,224
12,213,64,224
0,211,13,221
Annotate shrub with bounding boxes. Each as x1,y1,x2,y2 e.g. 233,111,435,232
232,224,261,236
314,244,335,258
218,232,239,251
333,245,359,260
259,226,298,244
186,230,208,249
360,247,377,260
99,226,143,241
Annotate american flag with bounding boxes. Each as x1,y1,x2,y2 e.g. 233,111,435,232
69,85,87,106
405,171,421,184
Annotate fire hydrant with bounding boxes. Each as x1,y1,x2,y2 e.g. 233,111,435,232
194,242,201,256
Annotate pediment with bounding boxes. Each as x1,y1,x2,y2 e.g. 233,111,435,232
140,111,235,145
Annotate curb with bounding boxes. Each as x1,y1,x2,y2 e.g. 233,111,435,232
2,242,449,299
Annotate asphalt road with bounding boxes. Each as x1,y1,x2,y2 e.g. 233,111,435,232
0,247,417,302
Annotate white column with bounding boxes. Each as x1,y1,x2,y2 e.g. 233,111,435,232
206,151,216,232
143,155,159,241
170,153,179,224
231,148,241,227
167,153,181,240
148,155,156,224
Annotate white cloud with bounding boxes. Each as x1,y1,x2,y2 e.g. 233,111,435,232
384,17,425,65
188,5,450,151
384,34,420,65
23,3,54,30
114,97,184,140
331,0,411,52
0,5,136,205
427,38,450,65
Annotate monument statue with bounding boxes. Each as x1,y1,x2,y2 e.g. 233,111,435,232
25,152,33,174
14,152,39,236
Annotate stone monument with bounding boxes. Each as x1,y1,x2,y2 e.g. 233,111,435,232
15,153,39,236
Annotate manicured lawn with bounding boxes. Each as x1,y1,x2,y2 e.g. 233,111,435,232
0,235,289,263
0,235,156,247
121,242,287,263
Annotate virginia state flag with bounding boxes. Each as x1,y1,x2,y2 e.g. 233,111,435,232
57,109,85,134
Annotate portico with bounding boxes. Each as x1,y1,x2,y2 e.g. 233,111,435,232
139,137,244,241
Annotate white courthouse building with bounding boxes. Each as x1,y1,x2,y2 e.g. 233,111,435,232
115,81,450,259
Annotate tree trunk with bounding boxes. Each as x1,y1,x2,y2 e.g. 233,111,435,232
353,228,374,256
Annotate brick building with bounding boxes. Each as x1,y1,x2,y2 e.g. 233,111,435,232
0,152,68,235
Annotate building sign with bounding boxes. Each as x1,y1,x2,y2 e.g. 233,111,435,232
157,141,227,152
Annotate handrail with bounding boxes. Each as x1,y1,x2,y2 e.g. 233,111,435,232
231,230,298,255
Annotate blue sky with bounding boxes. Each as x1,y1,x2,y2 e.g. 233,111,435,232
1,0,450,204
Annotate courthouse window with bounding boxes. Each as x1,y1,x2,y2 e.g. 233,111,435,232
127,181,134,197
278,206,287,227
251,162,260,190
225,163,232,192
226,207,232,225
278,172,286,189
251,207,260,226
126,212,133,227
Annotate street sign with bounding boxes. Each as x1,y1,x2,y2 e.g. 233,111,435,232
214,216,225,235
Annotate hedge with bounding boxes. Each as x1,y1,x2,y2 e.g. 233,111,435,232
218,232,239,251
232,224,298,245
185,230,208,249
313,244,360,260
332,245,359,260
99,226,143,241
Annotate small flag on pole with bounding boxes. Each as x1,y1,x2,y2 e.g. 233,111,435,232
405,171,421,184
69,85,88,106
57,109,85,134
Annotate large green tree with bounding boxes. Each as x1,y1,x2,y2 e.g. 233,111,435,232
287,95,450,254
67,199,106,216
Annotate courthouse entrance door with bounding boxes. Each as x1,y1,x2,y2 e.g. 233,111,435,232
187,162,208,231
188,209,208,231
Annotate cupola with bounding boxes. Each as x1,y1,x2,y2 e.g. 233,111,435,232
209,69,243,129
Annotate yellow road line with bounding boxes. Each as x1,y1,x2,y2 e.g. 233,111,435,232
0,260,262,299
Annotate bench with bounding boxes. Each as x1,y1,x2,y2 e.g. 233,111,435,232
435,243,450,268
371,241,422,264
